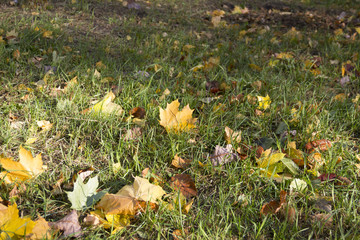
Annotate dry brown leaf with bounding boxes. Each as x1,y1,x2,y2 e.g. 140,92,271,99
171,174,197,198
305,139,332,153
210,144,240,166
129,107,146,119
260,190,295,223
49,210,82,237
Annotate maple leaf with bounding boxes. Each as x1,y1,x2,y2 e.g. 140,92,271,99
66,175,107,210
0,146,44,184
159,100,197,133
0,203,36,239
96,177,166,215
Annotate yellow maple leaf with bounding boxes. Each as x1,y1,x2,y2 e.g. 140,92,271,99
0,146,44,184
159,100,197,133
0,203,36,239
257,95,271,110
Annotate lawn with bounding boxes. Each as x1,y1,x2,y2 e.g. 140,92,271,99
1,0,360,239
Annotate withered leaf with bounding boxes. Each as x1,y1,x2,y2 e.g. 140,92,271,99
171,154,192,169
305,139,332,153
49,210,82,237
129,107,146,119
210,144,240,166
171,174,197,198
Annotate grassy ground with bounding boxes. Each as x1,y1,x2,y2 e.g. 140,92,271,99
1,0,360,239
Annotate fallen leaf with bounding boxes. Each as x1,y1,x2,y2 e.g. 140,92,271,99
289,179,307,193
0,146,44,184
285,141,305,167
84,210,130,234
96,177,166,215
172,154,192,169
13,49,20,60
42,30,53,39
249,63,262,71
256,151,285,178
284,27,302,41
171,174,197,198
203,57,220,71
210,144,240,166
334,93,346,102
0,203,36,239
211,10,226,27
123,127,142,141
260,190,295,223
159,100,197,133
36,120,53,131
168,192,194,214
275,52,293,60
232,6,249,14
305,140,332,153
67,175,107,210
93,69,101,79
49,210,82,237
129,107,146,119
159,88,171,101
314,198,332,213
257,95,271,110
27,216,52,240
224,126,241,144
82,91,123,116
307,152,324,170
96,61,107,70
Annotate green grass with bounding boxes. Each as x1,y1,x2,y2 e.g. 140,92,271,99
1,0,360,239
